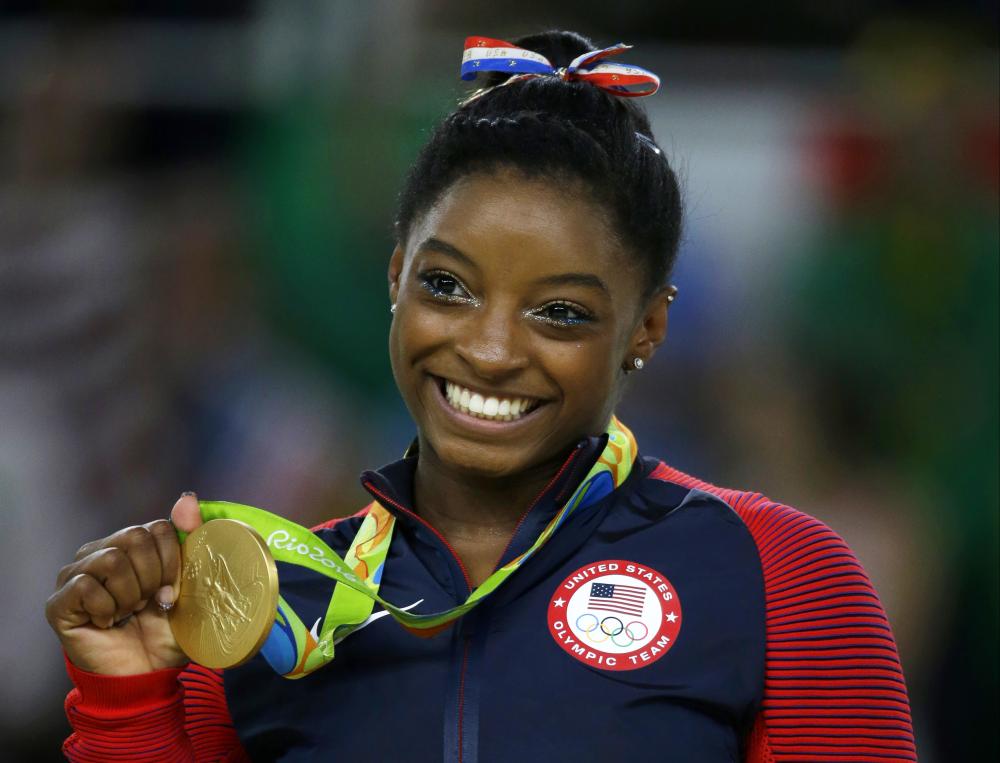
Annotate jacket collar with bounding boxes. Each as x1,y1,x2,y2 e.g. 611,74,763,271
359,431,607,527
359,416,644,569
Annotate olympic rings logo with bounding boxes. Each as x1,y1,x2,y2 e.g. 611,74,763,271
575,613,649,648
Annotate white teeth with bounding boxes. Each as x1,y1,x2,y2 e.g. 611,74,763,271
441,380,538,422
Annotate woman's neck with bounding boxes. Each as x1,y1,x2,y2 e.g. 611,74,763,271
411,443,570,586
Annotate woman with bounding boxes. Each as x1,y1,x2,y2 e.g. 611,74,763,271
47,31,917,762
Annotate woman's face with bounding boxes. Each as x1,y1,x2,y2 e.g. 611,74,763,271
389,169,669,480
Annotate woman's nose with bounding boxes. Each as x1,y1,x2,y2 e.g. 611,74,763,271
453,308,529,380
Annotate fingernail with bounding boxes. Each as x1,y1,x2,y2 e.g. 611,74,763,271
156,585,175,608
181,491,196,497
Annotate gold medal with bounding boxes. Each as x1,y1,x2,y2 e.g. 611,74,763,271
169,519,279,669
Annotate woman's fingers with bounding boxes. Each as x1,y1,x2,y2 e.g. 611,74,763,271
66,546,144,620
115,526,162,603
144,518,182,606
49,493,196,637
51,513,187,627
46,573,119,630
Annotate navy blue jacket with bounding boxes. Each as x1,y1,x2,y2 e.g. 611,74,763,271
63,434,916,762
227,435,760,762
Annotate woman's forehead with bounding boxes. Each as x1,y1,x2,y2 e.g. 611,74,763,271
408,170,632,282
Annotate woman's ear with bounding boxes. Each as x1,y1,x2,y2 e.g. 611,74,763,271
626,285,677,367
388,245,404,305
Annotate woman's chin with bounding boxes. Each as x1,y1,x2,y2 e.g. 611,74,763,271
430,439,531,481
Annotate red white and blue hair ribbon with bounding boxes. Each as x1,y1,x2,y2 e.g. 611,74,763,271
461,36,660,97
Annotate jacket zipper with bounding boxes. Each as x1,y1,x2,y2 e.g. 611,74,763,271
456,638,471,762
365,443,585,763
492,445,582,568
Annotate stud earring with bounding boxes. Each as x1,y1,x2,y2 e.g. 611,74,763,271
390,303,397,314
633,357,644,370
666,294,675,303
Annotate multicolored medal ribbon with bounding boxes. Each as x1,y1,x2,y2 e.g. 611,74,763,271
460,36,660,97
189,417,637,679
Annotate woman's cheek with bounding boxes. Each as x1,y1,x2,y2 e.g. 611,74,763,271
396,305,454,361
545,334,612,375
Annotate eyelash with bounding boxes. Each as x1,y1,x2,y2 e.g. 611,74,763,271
419,270,474,301
529,301,594,327
416,269,595,328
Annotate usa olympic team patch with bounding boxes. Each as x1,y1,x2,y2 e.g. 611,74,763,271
547,559,682,671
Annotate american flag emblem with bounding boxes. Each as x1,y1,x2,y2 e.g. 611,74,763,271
588,582,646,617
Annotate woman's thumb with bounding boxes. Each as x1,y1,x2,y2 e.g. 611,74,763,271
170,492,203,533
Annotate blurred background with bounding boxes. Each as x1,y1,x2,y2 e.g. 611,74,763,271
0,1,996,760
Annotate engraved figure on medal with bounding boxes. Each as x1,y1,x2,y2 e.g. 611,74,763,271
182,534,263,656
170,519,279,669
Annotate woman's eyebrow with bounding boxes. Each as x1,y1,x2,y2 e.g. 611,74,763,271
535,272,610,295
416,237,608,294
416,237,479,270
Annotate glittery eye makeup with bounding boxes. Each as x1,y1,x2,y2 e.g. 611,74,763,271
418,269,474,302
529,301,595,328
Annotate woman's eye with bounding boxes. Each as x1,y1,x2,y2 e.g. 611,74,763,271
420,271,471,299
534,302,593,326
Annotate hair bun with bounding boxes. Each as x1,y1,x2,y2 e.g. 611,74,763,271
477,30,597,88
399,28,682,294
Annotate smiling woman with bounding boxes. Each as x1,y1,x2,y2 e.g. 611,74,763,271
49,30,916,763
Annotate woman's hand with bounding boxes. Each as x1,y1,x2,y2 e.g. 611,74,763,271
45,493,203,676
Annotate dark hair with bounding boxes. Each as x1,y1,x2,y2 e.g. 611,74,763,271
395,30,683,296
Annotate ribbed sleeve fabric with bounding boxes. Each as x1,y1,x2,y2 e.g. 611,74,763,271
649,461,918,762
63,656,250,762
180,664,248,762
63,658,194,762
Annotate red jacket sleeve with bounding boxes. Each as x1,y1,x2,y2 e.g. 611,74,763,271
63,657,248,762
650,463,917,762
